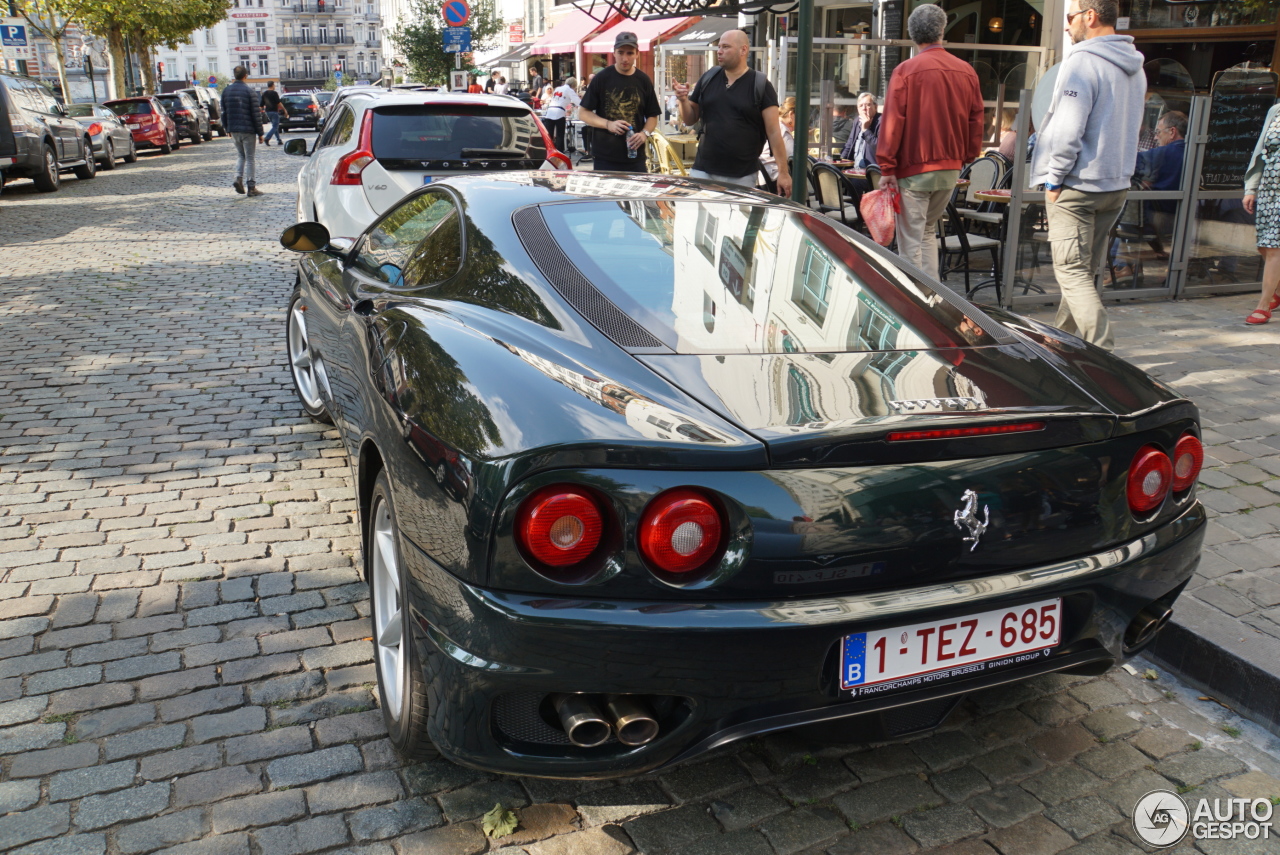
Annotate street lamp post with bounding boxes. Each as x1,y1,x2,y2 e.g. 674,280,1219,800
790,0,814,203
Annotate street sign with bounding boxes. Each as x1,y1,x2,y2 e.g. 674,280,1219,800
449,69,468,92
334,70,343,82
209,75,217,84
1,23,26,47
443,26,471,53
1,20,32,63
442,0,469,26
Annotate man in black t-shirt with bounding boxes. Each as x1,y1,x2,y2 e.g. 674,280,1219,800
578,32,661,173
674,29,792,196
260,82,289,147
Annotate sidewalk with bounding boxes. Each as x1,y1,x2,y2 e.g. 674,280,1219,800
1029,293,1280,733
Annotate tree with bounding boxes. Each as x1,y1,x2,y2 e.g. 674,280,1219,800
389,0,501,86
14,0,95,100
79,0,228,97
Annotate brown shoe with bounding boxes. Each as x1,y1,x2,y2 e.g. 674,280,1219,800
247,185,264,197
233,177,245,194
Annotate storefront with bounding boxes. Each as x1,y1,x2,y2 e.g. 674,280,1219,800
1121,0,1279,93
530,9,616,83
580,15,701,84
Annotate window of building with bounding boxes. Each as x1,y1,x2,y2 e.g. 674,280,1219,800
187,60,197,79
237,22,249,44
258,55,270,74
337,54,346,71
335,23,345,42
792,239,832,327
208,57,219,74
301,23,311,42
356,53,365,73
205,28,216,46
255,22,267,43
303,56,313,75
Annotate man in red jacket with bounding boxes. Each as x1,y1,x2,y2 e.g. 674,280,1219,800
877,4,984,281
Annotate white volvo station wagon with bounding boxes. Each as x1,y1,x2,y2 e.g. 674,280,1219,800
287,91,571,240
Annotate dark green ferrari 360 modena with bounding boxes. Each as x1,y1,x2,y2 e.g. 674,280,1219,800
280,172,1204,779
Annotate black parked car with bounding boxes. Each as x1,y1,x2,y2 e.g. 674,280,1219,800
65,103,137,169
279,92,325,130
153,92,210,144
0,72,97,194
278,172,1205,779
180,86,222,136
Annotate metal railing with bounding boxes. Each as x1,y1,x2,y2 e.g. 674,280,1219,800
290,3,339,12
277,35,355,45
280,69,328,79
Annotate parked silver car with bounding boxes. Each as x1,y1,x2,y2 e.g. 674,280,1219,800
65,103,137,169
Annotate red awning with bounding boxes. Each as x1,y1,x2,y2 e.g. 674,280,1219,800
584,16,698,53
532,10,613,54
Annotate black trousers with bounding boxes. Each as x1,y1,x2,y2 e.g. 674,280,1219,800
544,117,567,152
592,157,648,173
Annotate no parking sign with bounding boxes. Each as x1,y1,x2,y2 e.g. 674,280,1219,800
442,0,469,26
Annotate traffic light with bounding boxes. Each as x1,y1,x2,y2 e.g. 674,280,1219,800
157,61,164,78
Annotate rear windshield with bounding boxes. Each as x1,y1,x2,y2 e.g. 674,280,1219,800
281,95,314,108
109,101,152,116
370,105,547,167
154,96,180,108
65,104,95,117
537,201,998,355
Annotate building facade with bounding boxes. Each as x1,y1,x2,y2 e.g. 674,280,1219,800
155,0,385,91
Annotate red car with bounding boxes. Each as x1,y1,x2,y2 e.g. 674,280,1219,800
104,97,181,154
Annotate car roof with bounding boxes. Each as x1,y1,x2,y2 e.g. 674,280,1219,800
346,91,536,110
428,171,789,215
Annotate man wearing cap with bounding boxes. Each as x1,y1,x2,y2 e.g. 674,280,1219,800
673,29,791,197
579,32,661,172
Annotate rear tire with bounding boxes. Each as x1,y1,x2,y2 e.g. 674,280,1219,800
159,137,172,154
189,128,201,145
31,145,59,192
123,138,138,163
368,470,438,761
99,139,117,170
202,128,213,141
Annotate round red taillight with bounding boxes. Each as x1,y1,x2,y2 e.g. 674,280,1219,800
515,487,604,568
638,488,724,575
1127,445,1173,515
87,122,103,136
1171,433,1203,493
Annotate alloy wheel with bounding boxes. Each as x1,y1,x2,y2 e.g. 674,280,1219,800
371,495,406,722
287,305,324,413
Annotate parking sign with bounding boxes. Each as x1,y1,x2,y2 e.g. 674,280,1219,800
1,20,32,62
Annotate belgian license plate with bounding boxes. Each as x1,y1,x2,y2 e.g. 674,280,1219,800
126,123,140,129
840,598,1061,694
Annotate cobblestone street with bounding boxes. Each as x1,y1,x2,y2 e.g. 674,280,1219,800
5,140,1280,855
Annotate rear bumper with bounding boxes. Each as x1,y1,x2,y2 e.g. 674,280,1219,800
407,502,1205,778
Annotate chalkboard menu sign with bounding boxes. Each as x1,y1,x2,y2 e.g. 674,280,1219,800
1201,69,1278,190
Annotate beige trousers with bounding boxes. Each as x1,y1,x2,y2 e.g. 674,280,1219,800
896,186,952,281
1045,187,1129,352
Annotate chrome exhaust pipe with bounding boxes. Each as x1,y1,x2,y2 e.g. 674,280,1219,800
550,694,612,748
605,694,660,747
1126,606,1174,650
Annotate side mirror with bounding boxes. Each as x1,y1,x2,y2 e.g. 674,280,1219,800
280,222,333,253
283,138,309,156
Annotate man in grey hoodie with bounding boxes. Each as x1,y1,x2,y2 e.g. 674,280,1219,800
1030,0,1145,351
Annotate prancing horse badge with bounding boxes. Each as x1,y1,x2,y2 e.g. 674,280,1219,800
954,489,990,551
